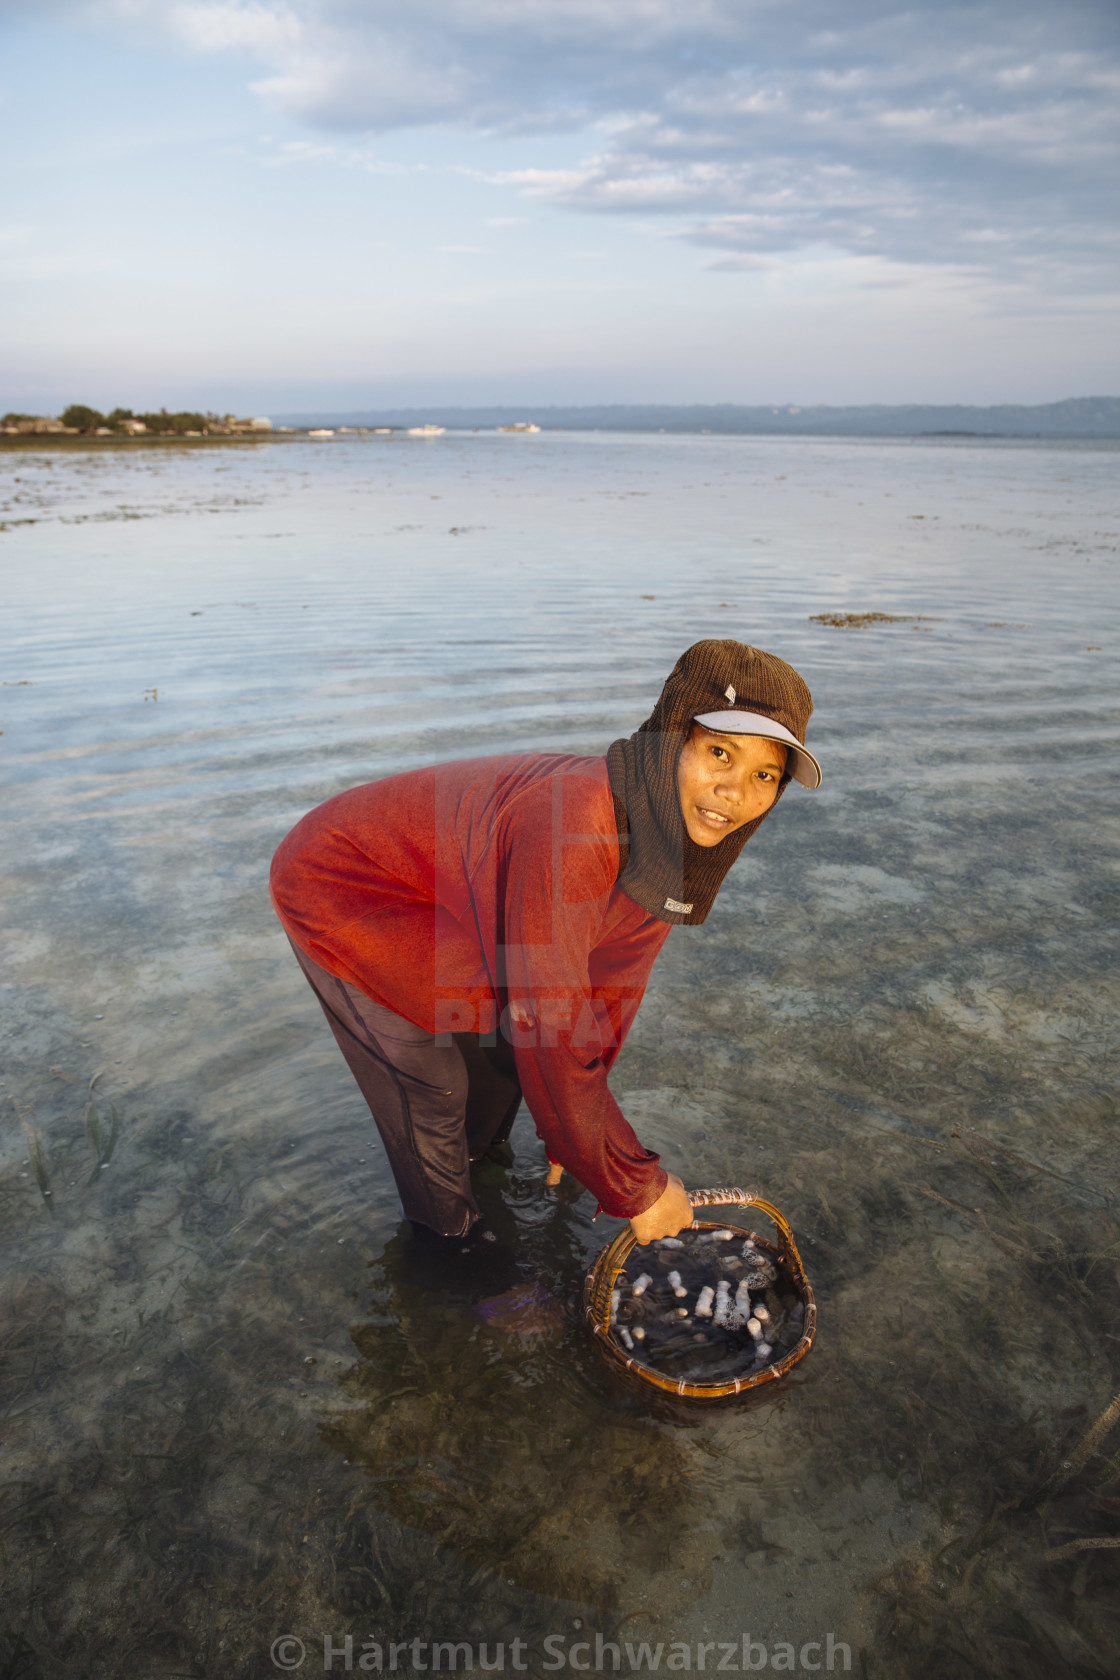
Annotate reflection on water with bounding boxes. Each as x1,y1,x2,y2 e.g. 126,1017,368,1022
1,433,1118,1678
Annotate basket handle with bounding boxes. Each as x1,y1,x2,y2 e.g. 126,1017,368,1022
686,1187,798,1255
688,1186,755,1209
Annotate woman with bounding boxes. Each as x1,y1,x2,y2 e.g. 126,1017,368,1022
270,639,820,1250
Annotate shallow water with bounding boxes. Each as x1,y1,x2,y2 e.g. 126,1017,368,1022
2,432,1119,1679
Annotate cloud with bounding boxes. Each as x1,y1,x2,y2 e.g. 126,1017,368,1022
48,1,1120,282
703,254,783,272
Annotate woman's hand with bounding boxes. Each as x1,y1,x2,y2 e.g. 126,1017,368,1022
629,1173,693,1244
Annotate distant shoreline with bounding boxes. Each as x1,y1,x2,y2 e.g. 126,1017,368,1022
273,395,1120,440
4,394,1114,446
6,396,1119,445
3,426,1119,452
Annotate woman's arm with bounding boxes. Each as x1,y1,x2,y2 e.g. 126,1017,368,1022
495,774,680,1223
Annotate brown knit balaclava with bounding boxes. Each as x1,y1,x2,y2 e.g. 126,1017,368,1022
606,639,815,925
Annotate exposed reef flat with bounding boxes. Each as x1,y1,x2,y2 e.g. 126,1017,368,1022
0,432,297,451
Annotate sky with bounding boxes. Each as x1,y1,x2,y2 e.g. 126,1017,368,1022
2,0,1118,413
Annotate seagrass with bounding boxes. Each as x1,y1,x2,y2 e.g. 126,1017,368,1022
583,1188,817,1400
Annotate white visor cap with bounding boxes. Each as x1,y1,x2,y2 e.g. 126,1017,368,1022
692,709,822,789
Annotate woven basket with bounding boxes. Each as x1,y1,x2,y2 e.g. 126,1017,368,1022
584,1187,817,1400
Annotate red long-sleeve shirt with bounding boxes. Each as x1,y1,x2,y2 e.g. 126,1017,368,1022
269,753,671,1216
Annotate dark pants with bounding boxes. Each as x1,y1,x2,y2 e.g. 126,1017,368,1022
290,943,522,1237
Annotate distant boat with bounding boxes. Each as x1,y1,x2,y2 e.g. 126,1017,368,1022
497,423,540,432
407,424,445,436
308,428,335,437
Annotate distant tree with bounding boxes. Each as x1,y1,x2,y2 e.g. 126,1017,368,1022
60,404,106,432
4,403,235,437
135,408,212,435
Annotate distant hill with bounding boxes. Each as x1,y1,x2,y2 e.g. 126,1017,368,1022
273,396,1120,438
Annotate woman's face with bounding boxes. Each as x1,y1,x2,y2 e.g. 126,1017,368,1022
676,724,787,846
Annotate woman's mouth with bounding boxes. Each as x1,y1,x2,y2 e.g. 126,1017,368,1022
695,805,734,828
